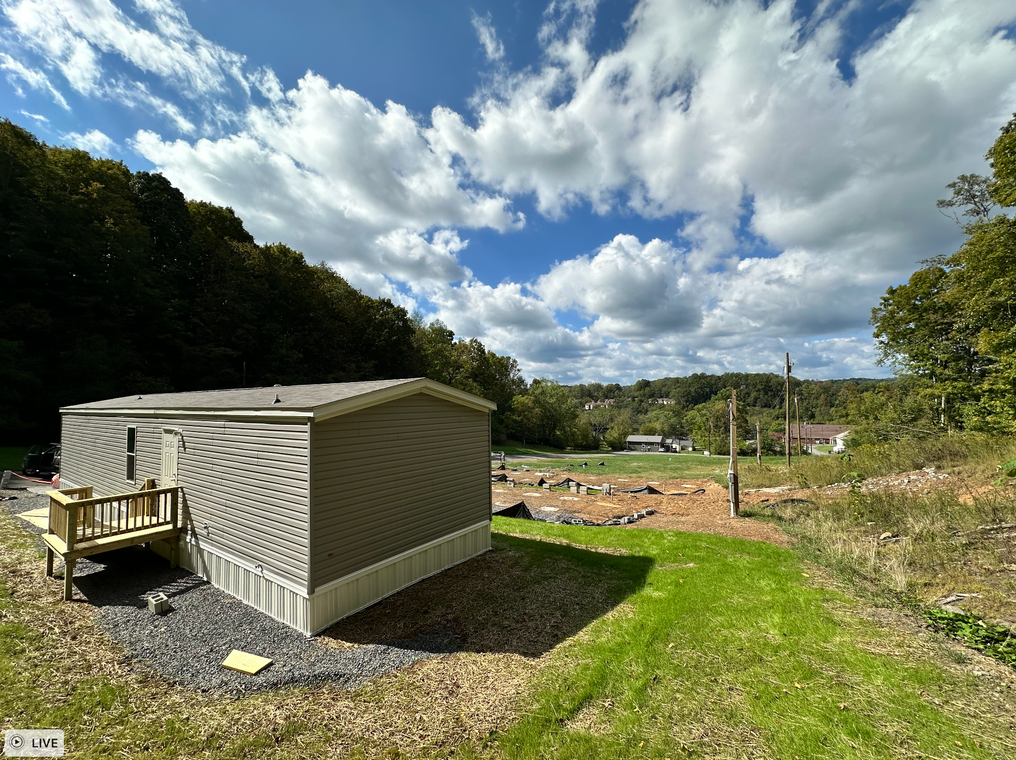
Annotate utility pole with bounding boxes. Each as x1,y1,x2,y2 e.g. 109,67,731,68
729,390,739,517
756,420,762,466
784,352,791,469
795,395,802,457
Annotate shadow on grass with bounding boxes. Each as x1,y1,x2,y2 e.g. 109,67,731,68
321,532,654,657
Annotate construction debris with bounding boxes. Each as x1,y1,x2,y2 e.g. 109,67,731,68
222,649,273,675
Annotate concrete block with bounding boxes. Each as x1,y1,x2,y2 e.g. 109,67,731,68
147,592,170,615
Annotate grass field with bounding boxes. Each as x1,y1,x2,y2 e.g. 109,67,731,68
0,446,28,472
510,452,790,481
496,441,604,456
0,498,1012,758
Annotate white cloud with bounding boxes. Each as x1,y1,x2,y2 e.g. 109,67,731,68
534,234,701,339
0,52,70,108
105,77,195,133
61,127,114,154
18,109,47,121
4,0,1014,383
2,0,246,98
471,11,504,62
130,72,523,286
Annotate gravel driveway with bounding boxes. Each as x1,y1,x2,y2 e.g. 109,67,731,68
3,491,453,695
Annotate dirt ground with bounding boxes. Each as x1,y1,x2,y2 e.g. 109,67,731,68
493,471,793,547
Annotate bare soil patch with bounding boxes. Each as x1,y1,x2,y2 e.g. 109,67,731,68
495,473,794,546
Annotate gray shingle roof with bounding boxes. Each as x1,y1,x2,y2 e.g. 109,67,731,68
626,435,665,444
62,378,422,411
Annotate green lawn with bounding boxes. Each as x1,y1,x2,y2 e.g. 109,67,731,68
496,441,604,456
489,520,1008,759
510,452,770,480
0,446,28,472
0,507,1010,758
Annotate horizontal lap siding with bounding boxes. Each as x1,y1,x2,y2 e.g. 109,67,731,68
61,415,160,494
61,414,310,588
310,393,489,589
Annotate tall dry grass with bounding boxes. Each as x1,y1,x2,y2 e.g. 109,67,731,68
741,434,1016,490
744,481,1016,622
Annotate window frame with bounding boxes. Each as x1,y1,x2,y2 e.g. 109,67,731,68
126,425,137,484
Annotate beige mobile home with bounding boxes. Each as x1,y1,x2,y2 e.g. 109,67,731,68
50,378,494,634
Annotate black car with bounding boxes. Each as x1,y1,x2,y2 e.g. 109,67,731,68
22,444,61,476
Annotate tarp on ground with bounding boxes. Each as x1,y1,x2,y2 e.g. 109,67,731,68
551,477,588,489
618,485,664,495
492,501,536,520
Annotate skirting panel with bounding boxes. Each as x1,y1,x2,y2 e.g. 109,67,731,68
178,539,311,633
309,520,491,634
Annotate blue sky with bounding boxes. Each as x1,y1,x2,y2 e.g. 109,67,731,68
2,0,1015,384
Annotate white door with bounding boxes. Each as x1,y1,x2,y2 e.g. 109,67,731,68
161,430,180,485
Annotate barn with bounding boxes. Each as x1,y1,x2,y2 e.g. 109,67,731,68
50,378,495,634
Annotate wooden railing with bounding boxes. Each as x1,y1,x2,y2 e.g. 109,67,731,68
47,485,179,552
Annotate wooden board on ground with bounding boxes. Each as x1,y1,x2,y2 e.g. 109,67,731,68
222,650,273,675
17,507,50,530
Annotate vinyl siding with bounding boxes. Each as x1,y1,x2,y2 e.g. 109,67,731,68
60,414,310,587
310,393,490,589
308,520,490,633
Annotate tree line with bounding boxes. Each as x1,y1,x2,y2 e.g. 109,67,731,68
3,115,947,451
870,113,1016,435
0,119,525,442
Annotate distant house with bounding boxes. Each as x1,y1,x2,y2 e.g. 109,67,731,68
626,434,665,451
52,378,495,635
583,399,616,411
664,437,694,451
771,424,851,446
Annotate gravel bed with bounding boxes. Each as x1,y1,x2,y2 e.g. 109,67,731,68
1,489,48,531
1,491,455,695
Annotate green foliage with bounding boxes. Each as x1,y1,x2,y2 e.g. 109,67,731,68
921,609,1016,667
0,118,523,442
870,113,1016,434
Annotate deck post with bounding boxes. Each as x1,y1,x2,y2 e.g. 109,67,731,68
45,547,54,577
63,559,75,601
64,502,77,554
170,488,179,528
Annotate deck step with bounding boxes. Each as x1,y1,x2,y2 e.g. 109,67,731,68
44,525,181,561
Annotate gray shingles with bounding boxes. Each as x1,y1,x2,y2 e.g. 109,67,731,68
62,378,422,412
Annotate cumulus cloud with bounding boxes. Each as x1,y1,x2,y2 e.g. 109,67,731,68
4,0,1014,383
61,127,114,154
130,73,523,286
534,235,702,339
471,11,504,62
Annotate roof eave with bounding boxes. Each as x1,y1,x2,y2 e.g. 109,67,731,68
59,407,314,420
312,378,496,422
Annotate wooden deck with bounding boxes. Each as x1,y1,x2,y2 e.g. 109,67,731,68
43,483,181,600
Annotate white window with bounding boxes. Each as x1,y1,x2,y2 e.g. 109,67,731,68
126,426,137,483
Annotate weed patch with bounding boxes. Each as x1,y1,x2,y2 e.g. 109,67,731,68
922,609,1016,667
